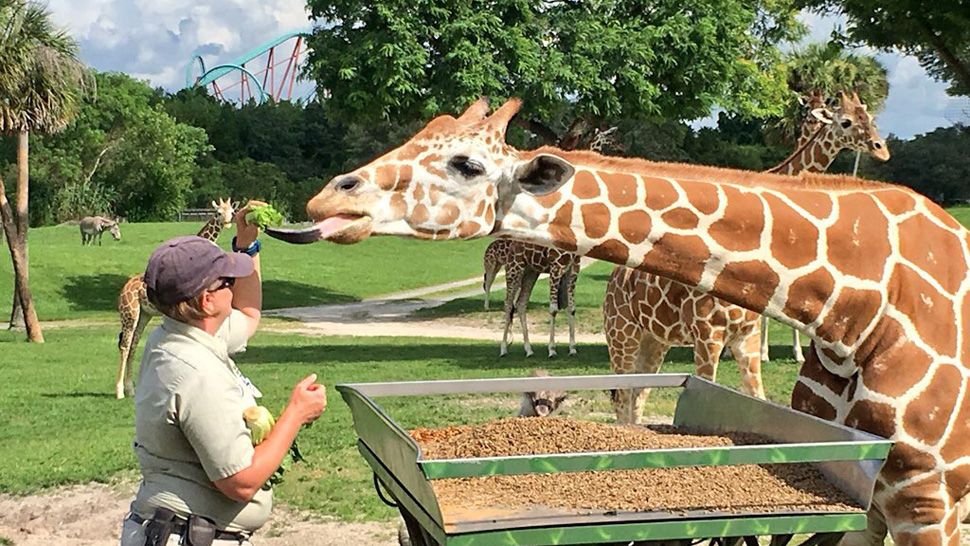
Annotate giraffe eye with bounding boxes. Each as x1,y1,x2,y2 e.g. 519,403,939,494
450,156,486,178
840,119,852,129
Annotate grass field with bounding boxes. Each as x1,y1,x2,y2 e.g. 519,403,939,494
0,222,491,321
0,325,804,520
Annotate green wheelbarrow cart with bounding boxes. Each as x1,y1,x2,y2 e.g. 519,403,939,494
337,374,891,546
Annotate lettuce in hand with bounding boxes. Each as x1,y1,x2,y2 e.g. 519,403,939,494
245,203,285,228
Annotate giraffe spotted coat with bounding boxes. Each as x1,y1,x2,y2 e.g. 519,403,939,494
601,91,891,419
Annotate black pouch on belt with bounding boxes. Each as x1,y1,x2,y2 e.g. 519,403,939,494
186,514,217,546
143,507,176,546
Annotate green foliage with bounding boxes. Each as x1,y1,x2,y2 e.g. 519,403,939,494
797,0,970,95
25,72,210,224
0,0,88,134
768,40,889,144
862,126,970,203
306,0,805,134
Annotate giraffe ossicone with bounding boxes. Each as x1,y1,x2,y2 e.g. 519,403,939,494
276,97,970,546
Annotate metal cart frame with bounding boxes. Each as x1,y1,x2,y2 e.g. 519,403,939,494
337,374,892,546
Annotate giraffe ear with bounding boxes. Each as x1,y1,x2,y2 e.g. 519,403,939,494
810,108,834,125
211,200,218,208
514,154,575,196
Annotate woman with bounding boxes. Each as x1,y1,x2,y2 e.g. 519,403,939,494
120,205,327,546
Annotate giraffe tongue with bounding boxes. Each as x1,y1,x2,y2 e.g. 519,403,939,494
264,215,362,245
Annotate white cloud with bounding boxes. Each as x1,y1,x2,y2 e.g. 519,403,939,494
47,0,311,95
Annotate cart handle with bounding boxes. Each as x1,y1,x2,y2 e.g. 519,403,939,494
373,473,400,508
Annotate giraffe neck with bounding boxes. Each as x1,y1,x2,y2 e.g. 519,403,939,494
495,152,917,359
769,125,842,175
196,217,225,242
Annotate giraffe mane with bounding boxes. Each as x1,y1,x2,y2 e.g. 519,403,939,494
525,146,898,192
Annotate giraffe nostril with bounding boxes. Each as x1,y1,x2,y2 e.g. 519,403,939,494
334,176,361,192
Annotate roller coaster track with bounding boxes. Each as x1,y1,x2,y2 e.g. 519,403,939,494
184,29,311,104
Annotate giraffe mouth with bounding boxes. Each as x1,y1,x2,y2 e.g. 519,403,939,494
264,214,373,245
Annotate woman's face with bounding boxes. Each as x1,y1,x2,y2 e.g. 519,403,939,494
202,277,235,323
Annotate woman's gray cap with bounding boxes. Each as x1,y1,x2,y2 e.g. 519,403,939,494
144,235,254,306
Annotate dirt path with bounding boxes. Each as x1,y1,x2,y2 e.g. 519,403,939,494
0,480,398,546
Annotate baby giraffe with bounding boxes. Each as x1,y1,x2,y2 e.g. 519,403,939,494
518,369,568,417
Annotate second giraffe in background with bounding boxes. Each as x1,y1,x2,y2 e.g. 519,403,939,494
482,239,579,358
114,198,237,399
601,90,890,423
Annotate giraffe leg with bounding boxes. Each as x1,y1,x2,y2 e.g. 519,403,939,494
499,268,521,357
693,330,725,385
124,310,152,397
604,286,641,425
517,271,539,357
760,315,771,362
547,270,562,358
792,328,805,364
630,334,669,424
567,266,577,356
116,301,138,399
728,328,766,399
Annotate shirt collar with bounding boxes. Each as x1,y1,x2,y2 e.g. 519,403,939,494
161,316,230,362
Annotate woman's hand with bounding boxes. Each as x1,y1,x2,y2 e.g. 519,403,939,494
234,200,266,249
288,373,327,425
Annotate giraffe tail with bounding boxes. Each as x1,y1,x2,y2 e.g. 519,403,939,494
556,272,571,311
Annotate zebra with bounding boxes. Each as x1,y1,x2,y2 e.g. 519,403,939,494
79,216,121,246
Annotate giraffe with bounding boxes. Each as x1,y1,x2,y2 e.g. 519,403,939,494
482,238,579,357
599,90,893,411
114,198,236,399
761,90,892,365
268,98,970,546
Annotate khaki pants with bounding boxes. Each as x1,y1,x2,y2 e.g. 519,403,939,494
120,516,254,546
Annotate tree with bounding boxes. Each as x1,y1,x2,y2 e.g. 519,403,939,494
306,0,806,148
769,41,889,144
798,0,970,95
863,126,970,203
0,0,87,341
29,72,210,223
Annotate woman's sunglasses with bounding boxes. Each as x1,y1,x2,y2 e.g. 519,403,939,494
207,277,236,293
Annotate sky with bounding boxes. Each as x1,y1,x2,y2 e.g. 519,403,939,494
45,0,965,141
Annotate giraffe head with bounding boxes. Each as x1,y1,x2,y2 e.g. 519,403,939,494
795,90,829,143
813,91,890,162
268,98,573,245
211,198,236,227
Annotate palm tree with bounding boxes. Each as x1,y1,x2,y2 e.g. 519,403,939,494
0,0,88,342
768,41,889,145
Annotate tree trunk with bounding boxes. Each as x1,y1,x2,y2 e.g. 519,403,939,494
8,131,29,330
9,291,24,329
0,173,43,342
